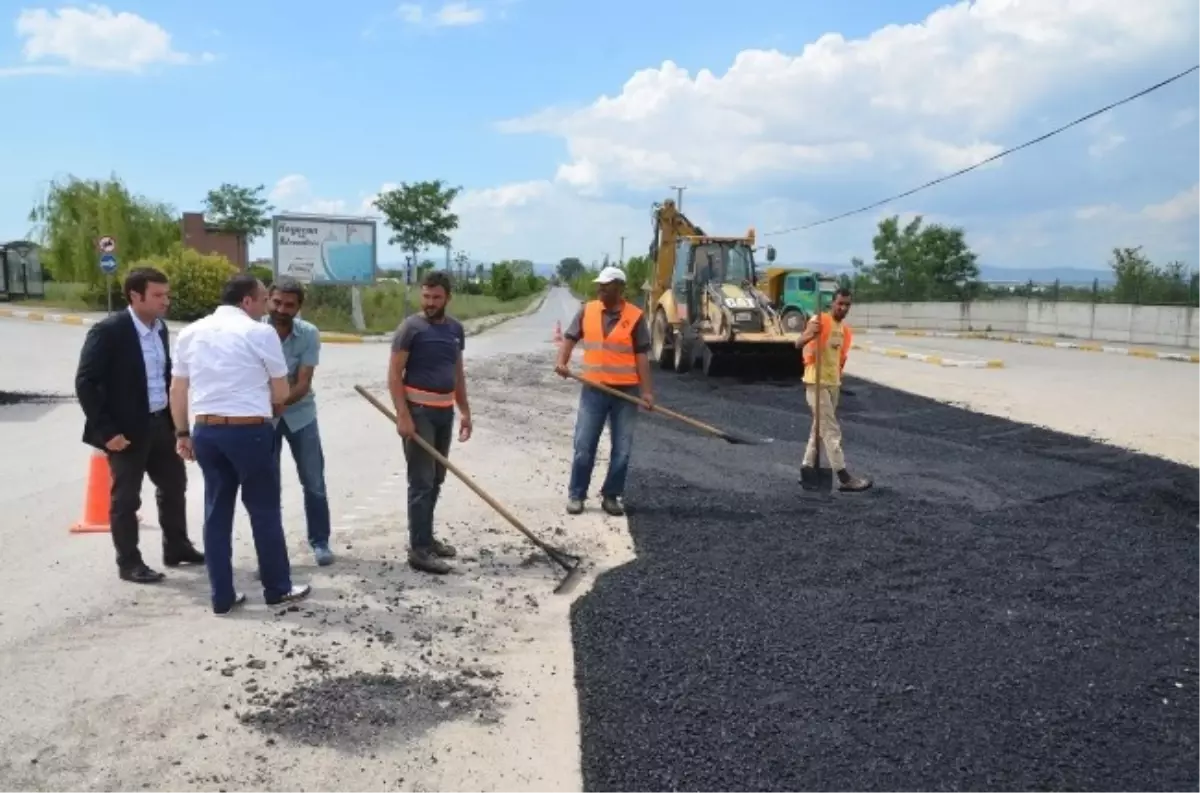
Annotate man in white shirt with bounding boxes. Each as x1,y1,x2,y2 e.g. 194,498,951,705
169,274,312,615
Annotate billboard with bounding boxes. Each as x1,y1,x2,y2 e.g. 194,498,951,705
272,214,378,285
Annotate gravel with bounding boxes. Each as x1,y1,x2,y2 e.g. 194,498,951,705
238,670,499,751
571,373,1199,791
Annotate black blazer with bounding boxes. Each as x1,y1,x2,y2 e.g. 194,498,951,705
75,311,177,451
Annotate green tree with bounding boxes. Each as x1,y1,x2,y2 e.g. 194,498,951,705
490,261,516,300
373,180,461,277
27,174,179,291
557,257,586,282
852,214,979,301
1110,246,1194,304
622,254,653,304
202,183,274,241
418,259,436,280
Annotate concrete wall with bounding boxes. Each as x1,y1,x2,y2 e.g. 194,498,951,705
856,299,1199,349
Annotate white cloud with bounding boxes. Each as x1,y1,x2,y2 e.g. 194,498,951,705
396,2,486,27
1087,132,1126,158
1169,106,1198,129
5,5,212,75
1141,184,1199,224
496,0,1194,194
292,0,1198,269
268,175,381,217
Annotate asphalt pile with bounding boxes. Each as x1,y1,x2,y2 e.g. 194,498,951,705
238,670,499,750
571,374,1199,792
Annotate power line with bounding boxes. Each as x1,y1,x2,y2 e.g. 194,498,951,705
762,64,1199,238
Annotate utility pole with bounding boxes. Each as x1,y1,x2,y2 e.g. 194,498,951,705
669,184,687,210
619,236,625,265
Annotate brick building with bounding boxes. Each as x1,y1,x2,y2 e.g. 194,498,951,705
180,212,249,269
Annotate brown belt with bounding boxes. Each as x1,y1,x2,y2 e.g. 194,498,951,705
195,414,267,425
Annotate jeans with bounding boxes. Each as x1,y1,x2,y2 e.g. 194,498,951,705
193,422,293,611
402,404,455,549
568,383,639,501
274,418,332,547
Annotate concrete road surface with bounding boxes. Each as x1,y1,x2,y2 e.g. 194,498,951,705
0,286,628,792
850,331,1199,466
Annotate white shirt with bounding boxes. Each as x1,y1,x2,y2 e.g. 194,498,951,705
173,305,288,418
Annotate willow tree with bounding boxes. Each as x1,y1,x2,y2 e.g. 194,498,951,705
27,175,180,286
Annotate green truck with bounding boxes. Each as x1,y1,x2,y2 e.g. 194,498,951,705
757,266,841,332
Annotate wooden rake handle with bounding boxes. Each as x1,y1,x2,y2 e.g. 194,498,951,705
353,385,532,539
562,371,730,440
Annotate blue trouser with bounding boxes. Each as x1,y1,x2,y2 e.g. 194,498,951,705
273,417,332,547
193,422,293,611
568,383,639,502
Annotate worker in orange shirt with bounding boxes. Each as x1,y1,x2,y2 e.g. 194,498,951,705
555,266,655,517
796,287,872,492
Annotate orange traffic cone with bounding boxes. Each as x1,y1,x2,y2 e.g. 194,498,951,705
71,450,112,534
552,320,563,344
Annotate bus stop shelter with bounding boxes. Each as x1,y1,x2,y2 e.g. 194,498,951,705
0,240,45,301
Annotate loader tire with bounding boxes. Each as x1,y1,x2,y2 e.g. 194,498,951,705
652,310,675,371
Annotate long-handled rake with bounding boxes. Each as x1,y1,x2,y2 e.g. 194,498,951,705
562,371,773,446
354,385,586,595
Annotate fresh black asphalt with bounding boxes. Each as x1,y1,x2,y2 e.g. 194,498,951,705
570,372,1199,791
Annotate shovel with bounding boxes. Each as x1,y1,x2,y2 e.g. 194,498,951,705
562,371,773,446
354,385,586,596
800,311,835,493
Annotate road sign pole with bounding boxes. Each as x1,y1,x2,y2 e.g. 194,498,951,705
97,236,118,313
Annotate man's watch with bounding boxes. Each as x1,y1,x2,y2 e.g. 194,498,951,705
175,429,190,439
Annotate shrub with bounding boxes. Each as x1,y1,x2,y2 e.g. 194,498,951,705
128,246,238,321
249,264,274,287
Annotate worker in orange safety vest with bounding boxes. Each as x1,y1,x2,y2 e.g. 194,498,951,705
795,287,873,492
555,266,655,517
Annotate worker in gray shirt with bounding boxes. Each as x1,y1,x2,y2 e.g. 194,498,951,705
555,266,655,517
387,270,473,575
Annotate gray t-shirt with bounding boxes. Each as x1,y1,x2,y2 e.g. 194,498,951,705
391,314,465,394
564,302,652,354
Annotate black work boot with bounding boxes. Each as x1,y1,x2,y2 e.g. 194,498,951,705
408,547,452,574
837,469,873,492
600,496,625,516
431,539,457,559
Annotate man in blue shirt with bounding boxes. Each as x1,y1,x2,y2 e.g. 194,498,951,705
267,277,333,566
387,270,472,575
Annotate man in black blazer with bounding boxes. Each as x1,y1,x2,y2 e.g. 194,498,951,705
75,267,204,583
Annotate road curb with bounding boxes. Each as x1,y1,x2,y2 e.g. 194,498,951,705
0,302,546,345
853,342,1005,369
862,328,1199,364
0,307,96,327
0,307,386,344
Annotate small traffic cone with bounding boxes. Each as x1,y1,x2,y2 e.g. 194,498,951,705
552,320,563,344
71,450,112,534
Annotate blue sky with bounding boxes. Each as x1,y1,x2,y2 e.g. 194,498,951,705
1,0,1197,273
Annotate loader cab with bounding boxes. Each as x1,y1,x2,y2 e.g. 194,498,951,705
672,239,757,320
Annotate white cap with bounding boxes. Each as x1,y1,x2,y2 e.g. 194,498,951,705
594,266,627,284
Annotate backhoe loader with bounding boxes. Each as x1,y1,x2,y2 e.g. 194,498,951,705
646,198,803,378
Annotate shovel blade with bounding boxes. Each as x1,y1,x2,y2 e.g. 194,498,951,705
553,563,587,596
722,431,774,446
799,466,835,492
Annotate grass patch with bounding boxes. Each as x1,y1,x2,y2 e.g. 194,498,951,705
19,282,542,335
17,281,92,311
300,283,541,335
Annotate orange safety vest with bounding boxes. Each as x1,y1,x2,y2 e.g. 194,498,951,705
802,313,853,371
405,385,456,408
579,300,642,386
